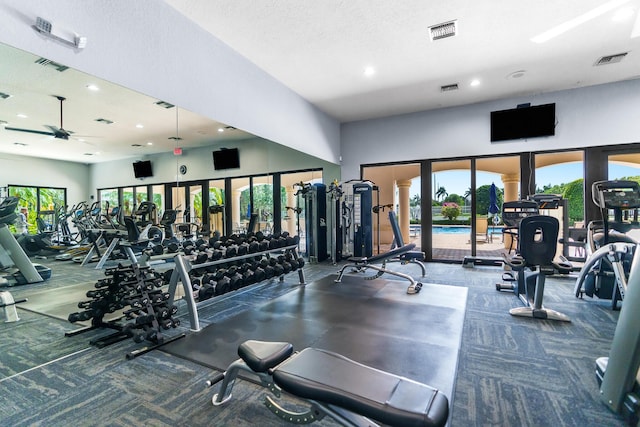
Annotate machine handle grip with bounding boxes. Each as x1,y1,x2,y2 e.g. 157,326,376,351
205,372,225,387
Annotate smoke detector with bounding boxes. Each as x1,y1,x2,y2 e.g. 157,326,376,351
429,20,457,41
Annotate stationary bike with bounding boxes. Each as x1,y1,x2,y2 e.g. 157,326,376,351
496,214,571,322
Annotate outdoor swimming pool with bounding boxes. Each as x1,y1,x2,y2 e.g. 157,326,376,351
432,226,471,234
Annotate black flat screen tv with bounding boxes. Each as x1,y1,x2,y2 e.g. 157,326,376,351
133,160,153,178
213,148,240,170
490,103,556,142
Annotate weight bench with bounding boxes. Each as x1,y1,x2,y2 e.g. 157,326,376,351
335,243,424,294
208,340,449,427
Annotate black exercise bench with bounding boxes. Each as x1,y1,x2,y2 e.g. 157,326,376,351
208,340,449,427
334,243,424,294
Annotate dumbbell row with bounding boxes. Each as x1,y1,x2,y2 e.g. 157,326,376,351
149,232,300,258
189,253,306,302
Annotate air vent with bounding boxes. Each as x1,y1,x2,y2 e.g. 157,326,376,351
595,52,628,66
429,20,457,41
131,144,142,147
225,126,237,130
440,83,459,92
0,92,11,99
83,153,94,156
13,142,27,146
155,100,175,109
168,136,183,141
95,118,114,125
34,57,69,72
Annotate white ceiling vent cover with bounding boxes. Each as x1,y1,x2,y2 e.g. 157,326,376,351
429,20,457,41
595,52,628,66
441,83,459,92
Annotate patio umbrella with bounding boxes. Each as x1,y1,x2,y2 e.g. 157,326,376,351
489,183,500,216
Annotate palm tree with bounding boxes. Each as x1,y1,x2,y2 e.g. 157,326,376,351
463,188,472,205
435,186,448,201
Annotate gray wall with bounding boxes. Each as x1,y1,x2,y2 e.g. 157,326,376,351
0,153,89,204
340,79,640,180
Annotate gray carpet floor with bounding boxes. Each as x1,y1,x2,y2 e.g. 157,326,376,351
0,254,628,426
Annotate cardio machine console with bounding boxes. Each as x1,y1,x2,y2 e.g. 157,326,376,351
593,180,640,210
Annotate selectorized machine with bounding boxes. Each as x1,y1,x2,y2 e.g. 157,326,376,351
339,180,374,259
296,182,328,263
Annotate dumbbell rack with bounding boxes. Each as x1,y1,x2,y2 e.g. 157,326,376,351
67,259,185,359
168,244,305,332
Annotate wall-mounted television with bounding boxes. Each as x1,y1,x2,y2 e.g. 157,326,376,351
490,103,556,142
133,160,153,178
213,148,240,170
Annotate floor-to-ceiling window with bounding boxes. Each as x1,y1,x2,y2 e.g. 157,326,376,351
8,185,67,235
362,163,420,255
535,150,585,261
607,151,640,242
208,179,225,235
430,159,471,262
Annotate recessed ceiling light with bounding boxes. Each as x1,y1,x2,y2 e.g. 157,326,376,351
218,128,225,133
16,113,27,118
363,66,376,77
86,84,99,91
470,79,481,87
136,124,144,129
146,141,153,145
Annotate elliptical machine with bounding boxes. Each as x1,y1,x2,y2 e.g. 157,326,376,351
574,180,640,310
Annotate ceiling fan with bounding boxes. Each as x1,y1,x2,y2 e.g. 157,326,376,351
5,95,74,140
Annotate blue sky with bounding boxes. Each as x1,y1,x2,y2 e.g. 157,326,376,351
412,162,640,198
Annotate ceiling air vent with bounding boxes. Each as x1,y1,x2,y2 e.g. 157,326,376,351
595,52,628,66
155,100,175,109
95,118,114,125
34,57,69,72
0,92,11,99
429,20,457,41
440,83,459,92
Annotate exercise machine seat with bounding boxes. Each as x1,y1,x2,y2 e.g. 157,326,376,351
238,340,293,373
499,215,570,321
272,347,449,427
518,214,558,269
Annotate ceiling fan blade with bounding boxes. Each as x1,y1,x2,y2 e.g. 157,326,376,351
44,125,71,140
5,126,56,137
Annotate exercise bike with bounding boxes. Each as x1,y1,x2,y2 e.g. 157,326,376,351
574,180,640,310
496,214,571,321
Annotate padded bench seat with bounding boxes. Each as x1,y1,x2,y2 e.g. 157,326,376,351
239,340,449,427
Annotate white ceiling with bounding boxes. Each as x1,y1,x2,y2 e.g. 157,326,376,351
1,0,640,164
0,44,253,164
